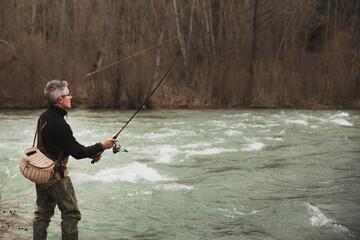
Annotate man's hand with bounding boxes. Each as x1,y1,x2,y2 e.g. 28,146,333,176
91,152,102,163
91,139,118,164
101,138,118,149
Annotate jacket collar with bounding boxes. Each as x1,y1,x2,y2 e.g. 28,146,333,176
49,105,68,118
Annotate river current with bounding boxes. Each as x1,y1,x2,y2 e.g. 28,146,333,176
1,109,359,239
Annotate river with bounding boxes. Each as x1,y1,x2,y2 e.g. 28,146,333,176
1,108,359,239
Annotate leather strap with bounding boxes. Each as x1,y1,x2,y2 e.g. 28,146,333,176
34,116,64,165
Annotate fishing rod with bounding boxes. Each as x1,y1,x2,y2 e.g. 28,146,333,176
91,51,180,164
85,35,181,78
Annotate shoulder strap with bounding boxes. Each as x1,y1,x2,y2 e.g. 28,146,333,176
33,117,64,164
33,121,47,147
32,130,37,148
55,151,64,165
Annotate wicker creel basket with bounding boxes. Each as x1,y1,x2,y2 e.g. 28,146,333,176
19,147,55,184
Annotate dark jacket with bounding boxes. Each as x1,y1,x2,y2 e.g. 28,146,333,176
37,105,103,161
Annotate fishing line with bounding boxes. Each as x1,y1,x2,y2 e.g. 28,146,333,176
85,34,181,77
91,51,180,163
113,51,180,139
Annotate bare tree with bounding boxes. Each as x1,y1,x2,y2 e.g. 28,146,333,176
0,0,359,108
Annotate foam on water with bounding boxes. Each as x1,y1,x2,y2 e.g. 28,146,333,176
249,124,267,129
267,123,281,127
184,142,212,148
279,129,286,135
155,183,194,191
209,120,227,128
306,203,349,232
266,137,283,142
155,145,179,163
86,162,175,183
224,130,242,136
185,148,237,156
214,137,227,144
286,119,309,125
330,119,353,126
143,129,196,139
125,190,152,197
222,113,250,118
233,122,247,128
242,140,265,151
134,145,179,163
144,130,179,139
218,207,247,218
330,112,350,118
164,121,186,126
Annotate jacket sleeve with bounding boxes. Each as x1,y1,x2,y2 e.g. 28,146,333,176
57,121,104,159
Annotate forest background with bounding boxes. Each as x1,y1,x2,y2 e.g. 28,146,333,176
0,0,359,109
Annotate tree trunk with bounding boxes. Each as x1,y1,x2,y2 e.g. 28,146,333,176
172,0,187,70
30,0,36,39
90,3,112,107
247,0,259,104
153,28,165,82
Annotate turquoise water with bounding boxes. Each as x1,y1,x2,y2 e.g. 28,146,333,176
1,109,359,239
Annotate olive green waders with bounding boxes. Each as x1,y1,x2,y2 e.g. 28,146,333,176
33,176,81,240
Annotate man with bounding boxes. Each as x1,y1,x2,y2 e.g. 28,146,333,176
33,80,117,240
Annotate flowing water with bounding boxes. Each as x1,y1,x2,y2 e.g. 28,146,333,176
1,109,359,240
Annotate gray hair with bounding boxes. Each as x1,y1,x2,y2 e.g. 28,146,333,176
44,80,69,105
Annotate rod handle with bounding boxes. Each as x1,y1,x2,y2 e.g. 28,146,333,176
91,136,117,164
91,150,104,164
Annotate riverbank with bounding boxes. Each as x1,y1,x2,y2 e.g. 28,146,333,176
1,97,359,110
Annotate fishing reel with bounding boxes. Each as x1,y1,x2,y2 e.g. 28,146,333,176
112,143,128,154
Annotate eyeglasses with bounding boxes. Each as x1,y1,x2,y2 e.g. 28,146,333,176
59,92,72,98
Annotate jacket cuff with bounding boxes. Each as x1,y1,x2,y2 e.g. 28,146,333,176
97,142,104,151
